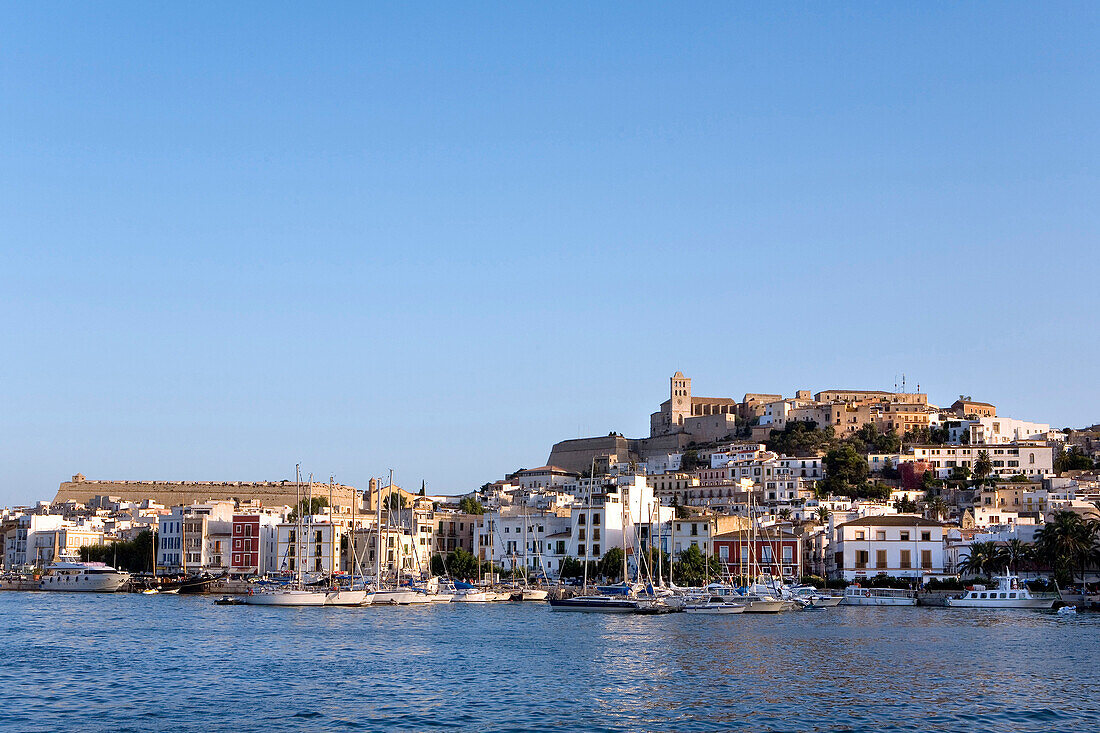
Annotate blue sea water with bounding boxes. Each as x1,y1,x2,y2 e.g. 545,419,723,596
0,593,1096,732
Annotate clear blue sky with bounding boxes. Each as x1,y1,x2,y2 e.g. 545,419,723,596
2,3,1098,505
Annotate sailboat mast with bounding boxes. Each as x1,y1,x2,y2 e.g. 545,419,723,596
374,476,382,587
295,464,302,586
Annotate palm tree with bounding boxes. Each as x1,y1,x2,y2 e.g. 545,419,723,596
973,450,993,485
816,505,830,523
778,508,792,521
926,496,949,522
997,538,1033,574
1036,512,1099,583
958,541,1000,578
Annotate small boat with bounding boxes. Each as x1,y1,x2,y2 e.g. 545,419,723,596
945,574,1057,609
141,588,159,595
213,596,246,605
162,588,180,595
521,588,549,602
684,596,746,614
548,595,639,613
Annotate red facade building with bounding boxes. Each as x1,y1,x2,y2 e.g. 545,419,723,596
231,515,260,573
712,529,802,579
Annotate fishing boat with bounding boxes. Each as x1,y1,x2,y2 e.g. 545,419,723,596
944,574,1057,609
842,586,917,606
38,562,130,592
683,595,746,614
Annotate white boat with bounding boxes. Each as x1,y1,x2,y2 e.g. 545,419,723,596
245,588,328,606
38,562,130,592
684,595,746,614
452,589,492,603
790,585,843,608
945,574,1057,609
373,588,427,605
326,588,372,606
521,588,549,601
843,587,917,606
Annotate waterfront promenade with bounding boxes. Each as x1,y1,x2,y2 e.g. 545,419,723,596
2,593,1096,732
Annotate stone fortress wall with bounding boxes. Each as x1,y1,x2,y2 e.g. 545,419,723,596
53,474,359,510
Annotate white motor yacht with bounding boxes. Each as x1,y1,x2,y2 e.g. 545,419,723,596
38,562,130,592
945,574,1057,609
684,595,746,614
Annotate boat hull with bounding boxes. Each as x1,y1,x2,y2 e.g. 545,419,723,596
452,591,491,603
39,572,130,593
842,596,917,606
373,589,425,605
684,605,745,614
548,598,639,612
326,589,372,606
743,600,786,613
245,590,328,606
945,597,1055,609
521,589,549,601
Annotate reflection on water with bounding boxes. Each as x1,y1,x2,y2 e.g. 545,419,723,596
1,594,1097,732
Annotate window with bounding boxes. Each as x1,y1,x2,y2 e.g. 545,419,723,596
855,550,868,569
578,545,585,557
921,550,932,569
899,531,910,541
579,515,586,526
782,547,792,563
719,546,729,561
593,515,601,526
578,529,586,541
592,529,600,541
900,550,911,569
691,525,698,536
592,544,600,556
740,546,749,563
921,531,931,541
876,550,887,569
855,531,865,540
876,531,886,541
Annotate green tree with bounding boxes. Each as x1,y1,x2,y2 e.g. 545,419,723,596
821,444,869,496
671,545,719,585
998,538,1033,574
597,548,626,581
680,450,704,472
894,496,918,514
958,541,1000,577
458,496,485,515
777,508,793,521
973,450,994,486
288,496,330,521
925,496,949,521
1036,511,1100,583
872,429,901,454
79,530,157,573
815,505,831,523
1055,447,1096,473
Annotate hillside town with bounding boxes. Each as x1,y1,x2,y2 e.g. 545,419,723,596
4,374,1099,596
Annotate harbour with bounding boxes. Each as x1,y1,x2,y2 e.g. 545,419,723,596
2,592,1097,732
